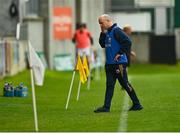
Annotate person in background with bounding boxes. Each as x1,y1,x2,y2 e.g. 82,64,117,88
123,25,136,66
72,23,94,65
94,14,143,113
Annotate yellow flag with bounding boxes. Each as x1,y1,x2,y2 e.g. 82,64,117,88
83,55,89,77
76,55,87,83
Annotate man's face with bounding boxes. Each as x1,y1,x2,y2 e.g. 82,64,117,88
98,18,109,30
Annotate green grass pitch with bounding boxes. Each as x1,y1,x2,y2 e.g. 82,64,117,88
0,63,180,132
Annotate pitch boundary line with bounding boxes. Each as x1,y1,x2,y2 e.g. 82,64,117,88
118,76,132,132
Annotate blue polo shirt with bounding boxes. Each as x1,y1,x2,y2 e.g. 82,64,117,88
99,23,131,65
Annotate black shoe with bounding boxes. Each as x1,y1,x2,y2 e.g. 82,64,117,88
94,107,110,113
129,104,143,111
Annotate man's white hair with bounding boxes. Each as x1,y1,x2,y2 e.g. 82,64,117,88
99,14,113,21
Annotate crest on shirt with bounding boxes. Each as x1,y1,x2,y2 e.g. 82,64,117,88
105,37,111,47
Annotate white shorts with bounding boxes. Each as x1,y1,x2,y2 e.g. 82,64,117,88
77,48,90,57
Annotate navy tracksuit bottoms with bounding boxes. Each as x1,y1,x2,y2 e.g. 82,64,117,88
104,64,140,109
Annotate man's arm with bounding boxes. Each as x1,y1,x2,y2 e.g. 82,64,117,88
72,33,76,43
87,32,94,45
99,32,106,48
113,27,131,55
90,36,94,45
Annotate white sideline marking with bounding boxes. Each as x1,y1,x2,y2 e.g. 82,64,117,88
118,76,132,132
118,93,129,132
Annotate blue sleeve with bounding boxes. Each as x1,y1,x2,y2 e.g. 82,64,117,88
113,27,132,55
99,32,106,48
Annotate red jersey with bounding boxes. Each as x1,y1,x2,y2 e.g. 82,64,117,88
74,29,91,48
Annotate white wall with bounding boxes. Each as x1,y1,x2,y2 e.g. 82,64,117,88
155,7,167,35
26,19,44,52
111,12,151,32
131,34,150,63
48,0,76,69
81,0,104,49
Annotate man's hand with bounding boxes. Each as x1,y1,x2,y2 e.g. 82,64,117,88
114,54,121,62
130,51,136,57
100,26,107,33
130,51,136,62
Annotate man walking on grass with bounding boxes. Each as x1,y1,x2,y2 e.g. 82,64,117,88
94,14,143,113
